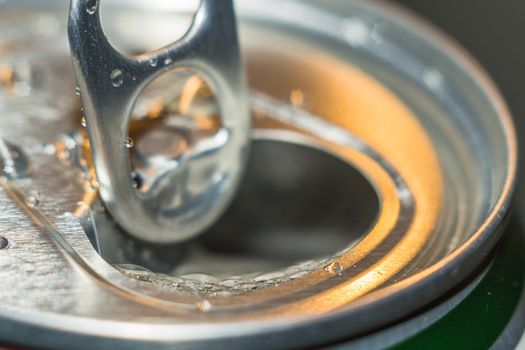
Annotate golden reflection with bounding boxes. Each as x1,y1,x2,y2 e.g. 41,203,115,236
179,75,207,115
146,97,165,120
178,75,221,134
0,64,14,92
74,130,99,216
73,45,442,316
129,73,221,141
209,45,442,316
290,88,305,107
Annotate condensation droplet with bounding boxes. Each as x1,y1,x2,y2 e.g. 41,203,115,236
132,172,143,189
110,69,124,87
86,0,98,15
422,68,445,91
90,179,100,189
0,236,9,250
81,116,87,128
196,300,212,312
75,86,81,96
149,57,158,67
341,17,369,46
324,261,343,275
164,58,173,65
125,137,134,149
2,166,13,175
26,192,40,208
0,141,30,180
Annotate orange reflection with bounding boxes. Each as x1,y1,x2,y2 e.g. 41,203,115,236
212,43,444,315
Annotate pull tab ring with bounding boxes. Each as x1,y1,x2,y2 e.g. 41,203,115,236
68,0,250,243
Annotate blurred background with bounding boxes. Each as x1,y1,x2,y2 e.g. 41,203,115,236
394,0,525,201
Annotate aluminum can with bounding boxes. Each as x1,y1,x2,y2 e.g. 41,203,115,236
0,0,520,349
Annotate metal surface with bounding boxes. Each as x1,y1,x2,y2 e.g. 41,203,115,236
0,0,517,349
326,215,525,350
68,0,250,243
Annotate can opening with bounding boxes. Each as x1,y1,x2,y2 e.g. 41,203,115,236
92,138,379,277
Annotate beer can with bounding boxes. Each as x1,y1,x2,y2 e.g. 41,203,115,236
0,0,520,349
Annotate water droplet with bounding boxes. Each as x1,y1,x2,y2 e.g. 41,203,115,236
81,116,87,128
26,192,40,208
110,69,123,87
86,0,98,15
164,58,173,65
423,68,444,91
0,141,30,180
82,180,95,192
324,261,343,275
115,264,152,273
2,165,13,175
196,300,212,312
132,172,143,189
0,236,9,250
124,137,134,149
341,17,370,46
75,86,81,96
149,58,158,67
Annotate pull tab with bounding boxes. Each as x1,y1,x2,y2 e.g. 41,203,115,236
68,0,250,243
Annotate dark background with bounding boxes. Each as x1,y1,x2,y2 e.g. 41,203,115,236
391,0,525,200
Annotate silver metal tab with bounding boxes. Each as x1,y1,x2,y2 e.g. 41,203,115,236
68,0,250,243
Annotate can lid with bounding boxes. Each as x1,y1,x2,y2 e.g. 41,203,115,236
0,0,516,349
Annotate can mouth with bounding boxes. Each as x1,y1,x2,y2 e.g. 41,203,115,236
0,0,517,349
110,138,381,278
